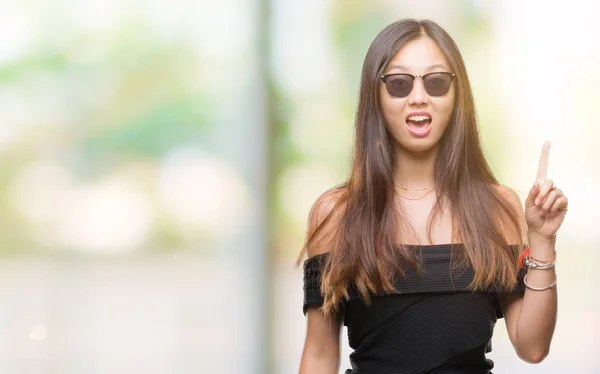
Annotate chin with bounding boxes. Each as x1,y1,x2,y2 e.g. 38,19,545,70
399,139,439,153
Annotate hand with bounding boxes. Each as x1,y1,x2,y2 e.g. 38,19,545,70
524,141,569,240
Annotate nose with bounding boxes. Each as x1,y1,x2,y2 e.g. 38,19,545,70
408,78,428,106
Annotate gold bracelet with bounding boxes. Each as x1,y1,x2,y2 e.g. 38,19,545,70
523,274,557,291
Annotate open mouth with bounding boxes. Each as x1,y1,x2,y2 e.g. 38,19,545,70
406,114,432,137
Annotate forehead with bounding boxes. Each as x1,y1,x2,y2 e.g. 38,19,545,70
385,36,450,74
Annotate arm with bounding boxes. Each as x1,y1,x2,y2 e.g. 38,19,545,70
498,143,566,363
299,188,346,373
499,231,557,363
299,307,343,374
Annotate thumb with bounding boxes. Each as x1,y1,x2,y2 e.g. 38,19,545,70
525,180,540,207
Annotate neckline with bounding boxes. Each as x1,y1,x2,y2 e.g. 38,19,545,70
308,243,464,259
403,243,463,248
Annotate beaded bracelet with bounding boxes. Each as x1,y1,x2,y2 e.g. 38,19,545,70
524,273,557,291
518,247,557,269
530,251,557,262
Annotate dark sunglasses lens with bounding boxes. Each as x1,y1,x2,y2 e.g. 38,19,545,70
385,75,413,97
423,73,453,96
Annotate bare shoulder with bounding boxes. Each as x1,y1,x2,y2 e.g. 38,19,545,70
492,184,525,243
305,187,346,257
308,187,345,225
493,184,522,211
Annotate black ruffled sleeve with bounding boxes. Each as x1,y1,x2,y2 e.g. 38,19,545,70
302,254,327,315
303,246,527,319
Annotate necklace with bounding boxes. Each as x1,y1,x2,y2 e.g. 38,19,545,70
395,187,435,201
394,183,435,192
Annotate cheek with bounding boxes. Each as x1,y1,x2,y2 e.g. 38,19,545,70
379,83,408,115
434,96,455,123
380,96,407,123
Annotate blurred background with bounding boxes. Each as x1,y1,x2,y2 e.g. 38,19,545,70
0,0,598,373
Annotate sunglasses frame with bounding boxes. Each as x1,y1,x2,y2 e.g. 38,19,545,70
380,72,456,98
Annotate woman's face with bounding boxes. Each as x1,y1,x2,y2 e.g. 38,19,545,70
379,35,455,153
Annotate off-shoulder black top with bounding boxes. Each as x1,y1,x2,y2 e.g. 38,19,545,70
302,244,526,374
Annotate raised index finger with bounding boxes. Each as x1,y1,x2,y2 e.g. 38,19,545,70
536,141,551,181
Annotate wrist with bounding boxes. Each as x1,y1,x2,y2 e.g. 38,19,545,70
527,231,556,261
528,231,557,246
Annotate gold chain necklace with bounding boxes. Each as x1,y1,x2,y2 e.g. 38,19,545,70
394,183,435,191
395,186,435,200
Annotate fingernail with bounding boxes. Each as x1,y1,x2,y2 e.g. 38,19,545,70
535,198,540,206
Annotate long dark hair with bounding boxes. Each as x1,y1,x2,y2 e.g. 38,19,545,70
298,19,524,316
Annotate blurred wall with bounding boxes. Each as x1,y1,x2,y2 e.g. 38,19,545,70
0,0,598,373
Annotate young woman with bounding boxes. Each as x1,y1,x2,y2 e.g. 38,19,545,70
297,19,567,373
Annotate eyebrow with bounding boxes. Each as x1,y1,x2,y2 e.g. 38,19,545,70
386,63,449,73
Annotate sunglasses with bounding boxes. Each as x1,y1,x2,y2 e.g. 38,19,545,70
380,72,456,98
